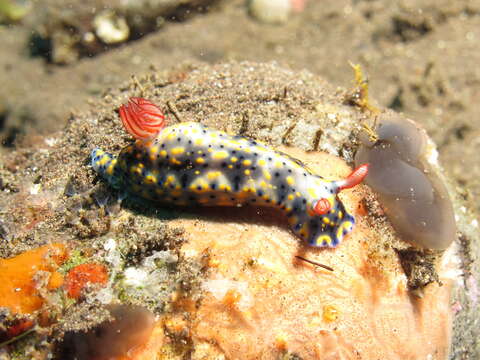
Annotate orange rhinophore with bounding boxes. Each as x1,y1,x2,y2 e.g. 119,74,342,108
336,164,369,191
312,164,369,217
119,97,166,140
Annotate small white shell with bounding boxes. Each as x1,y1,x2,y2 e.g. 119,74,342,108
93,10,130,44
249,0,291,24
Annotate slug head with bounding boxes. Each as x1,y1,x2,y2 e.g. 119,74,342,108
302,164,368,247
312,164,369,215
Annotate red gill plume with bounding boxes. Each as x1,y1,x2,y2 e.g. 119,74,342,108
119,97,166,140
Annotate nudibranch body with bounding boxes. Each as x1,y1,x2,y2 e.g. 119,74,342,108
92,98,367,248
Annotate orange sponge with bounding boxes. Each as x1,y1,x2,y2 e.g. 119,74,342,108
0,244,67,315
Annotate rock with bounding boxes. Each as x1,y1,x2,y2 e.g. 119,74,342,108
249,0,291,24
93,10,130,45
1,61,477,358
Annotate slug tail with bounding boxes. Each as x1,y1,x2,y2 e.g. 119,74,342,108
91,148,122,189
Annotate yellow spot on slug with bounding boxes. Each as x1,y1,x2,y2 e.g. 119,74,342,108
286,176,295,186
150,146,159,155
171,147,185,155
164,175,176,188
323,217,330,225
244,169,251,176
190,179,210,193
288,194,295,201
317,235,332,246
258,159,266,166
160,150,167,157
195,138,204,146
195,170,200,175
231,157,238,163
133,166,143,175
145,174,157,184
196,157,205,164
307,187,317,199
243,159,252,166
99,156,109,166
275,161,283,168
263,170,272,180
207,171,221,180
242,186,255,193
260,181,268,189
336,221,353,241
212,151,229,160
219,184,232,192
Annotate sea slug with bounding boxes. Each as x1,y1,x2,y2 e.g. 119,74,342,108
91,98,368,248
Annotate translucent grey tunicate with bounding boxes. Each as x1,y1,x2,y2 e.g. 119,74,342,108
355,114,456,250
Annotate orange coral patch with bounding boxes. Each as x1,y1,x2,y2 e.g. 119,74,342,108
0,243,68,315
65,263,109,299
